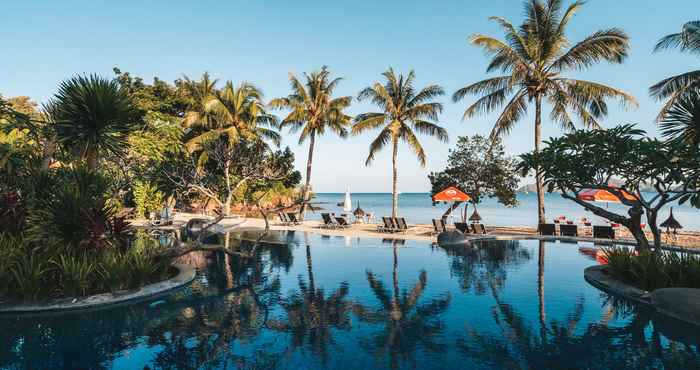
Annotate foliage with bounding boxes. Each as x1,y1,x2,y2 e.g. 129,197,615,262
133,180,164,217
429,135,518,207
353,68,448,217
0,192,26,233
113,67,190,117
604,246,700,290
651,21,700,120
53,74,142,169
659,89,700,146
519,125,700,250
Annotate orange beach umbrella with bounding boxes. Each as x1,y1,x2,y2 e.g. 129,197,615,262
432,186,471,202
578,188,635,203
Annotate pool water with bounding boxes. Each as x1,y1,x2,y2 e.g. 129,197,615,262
1,232,699,369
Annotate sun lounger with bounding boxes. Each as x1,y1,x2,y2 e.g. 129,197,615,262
278,212,290,225
593,225,615,239
335,216,351,228
454,222,470,234
379,217,398,233
432,219,446,235
538,223,556,236
286,213,301,225
471,223,487,234
395,217,409,233
321,213,339,229
560,224,578,237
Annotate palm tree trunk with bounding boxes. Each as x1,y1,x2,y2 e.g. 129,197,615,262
391,139,399,218
40,136,56,171
299,130,316,221
223,160,232,216
534,95,546,225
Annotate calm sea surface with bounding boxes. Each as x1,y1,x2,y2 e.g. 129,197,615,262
311,192,700,231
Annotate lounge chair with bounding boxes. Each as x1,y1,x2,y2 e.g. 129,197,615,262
286,213,301,225
471,223,487,234
321,213,339,229
395,217,409,233
593,225,615,239
538,223,556,236
335,216,351,228
432,219,446,235
278,212,290,225
379,217,398,233
560,224,578,237
454,222,470,234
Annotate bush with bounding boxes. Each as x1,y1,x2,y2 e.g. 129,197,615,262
133,181,164,218
604,246,700,291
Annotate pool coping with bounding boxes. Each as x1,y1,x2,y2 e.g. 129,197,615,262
0,264,196,315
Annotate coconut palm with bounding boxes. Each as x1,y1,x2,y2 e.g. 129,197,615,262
53,74,141,170
453,0,636,224
353,68,448,218
181,72,218,129
659,89,700,146
185,81,279,153
651,21,700,120
270,67,352,220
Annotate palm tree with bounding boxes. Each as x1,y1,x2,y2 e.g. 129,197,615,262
181,72,218,129
659,89,700,146
353,69,448,218
453,0,636,224
271,67,352,220
53,74,140,170
185,81,279,153
651,21,700,120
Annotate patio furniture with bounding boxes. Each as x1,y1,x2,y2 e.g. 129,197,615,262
538,223,556,236
560,224,578,237
335,216,351,228
454,222,470,234
286,213,301,225
395,217,409,233
432,219,446,235
321,213,339,229
593,225,615,239
379,217,398,233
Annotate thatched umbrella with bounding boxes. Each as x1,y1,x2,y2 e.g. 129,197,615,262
469,209,482,224
353,201,366,217
660,207,683,233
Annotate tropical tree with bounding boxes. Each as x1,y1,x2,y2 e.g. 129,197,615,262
651,20,700,120
271,66,352,220
185,81,280,154
659,86,700,146
453,0,636,224
354,69,448,218
53,74,141,171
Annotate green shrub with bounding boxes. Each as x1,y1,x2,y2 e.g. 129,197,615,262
603,247,700,291
132,181,163,218
97,251,131,292
10,249,51,301
52,254,96,297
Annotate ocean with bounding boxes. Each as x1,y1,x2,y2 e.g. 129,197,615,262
309,192,700,231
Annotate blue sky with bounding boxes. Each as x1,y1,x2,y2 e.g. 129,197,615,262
1,0,697,192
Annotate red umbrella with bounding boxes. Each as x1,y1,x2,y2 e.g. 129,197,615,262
578,188,635,203
432,186,471,202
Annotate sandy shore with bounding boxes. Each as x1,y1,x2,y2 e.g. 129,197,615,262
131,212,700,249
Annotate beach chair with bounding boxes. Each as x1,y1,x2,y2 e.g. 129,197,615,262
454,222,470,234
593,225,615,239
538,223,556,236
431,219,446,235
379,217,397,233
335,216,351,228
560,224,578,237
321,213,339,229
471,223,487,234
286,213,301,225
395,217,409,234
278,212,290,225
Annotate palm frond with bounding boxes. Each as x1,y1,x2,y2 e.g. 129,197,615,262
654,21,700,53
400,126,427,166
352,113,387,135
365,127,392,166
550,29,630,71
412,120,448,142
453,76,514,102
650,70,700,100
490,90,528,139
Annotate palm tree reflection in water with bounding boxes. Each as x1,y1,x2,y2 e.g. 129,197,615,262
353,242,452,369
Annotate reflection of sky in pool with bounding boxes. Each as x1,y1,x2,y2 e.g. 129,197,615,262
1,232,699,369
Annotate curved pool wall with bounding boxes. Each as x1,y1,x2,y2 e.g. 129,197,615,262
1,232,698,369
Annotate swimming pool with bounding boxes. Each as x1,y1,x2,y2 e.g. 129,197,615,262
1,232,698,369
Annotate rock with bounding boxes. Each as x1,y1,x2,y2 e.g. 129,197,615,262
650,288,700,327
437,231,470,247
